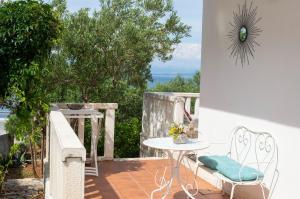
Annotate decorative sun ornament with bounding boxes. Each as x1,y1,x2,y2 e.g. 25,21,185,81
228,1,262,66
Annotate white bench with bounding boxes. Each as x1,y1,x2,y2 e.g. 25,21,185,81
197,126,279,199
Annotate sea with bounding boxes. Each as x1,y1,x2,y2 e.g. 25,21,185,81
148,73,194,88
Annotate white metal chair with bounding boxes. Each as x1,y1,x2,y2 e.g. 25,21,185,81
197,126,279,199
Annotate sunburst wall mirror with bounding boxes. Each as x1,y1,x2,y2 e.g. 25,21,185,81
228,1,262,66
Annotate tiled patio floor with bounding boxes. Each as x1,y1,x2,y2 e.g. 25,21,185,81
85,159,229,199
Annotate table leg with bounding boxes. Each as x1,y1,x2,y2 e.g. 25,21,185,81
151,150,176,199
151,151,199,199
176,151,199,199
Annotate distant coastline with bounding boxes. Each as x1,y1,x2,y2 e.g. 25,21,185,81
148,73,194,88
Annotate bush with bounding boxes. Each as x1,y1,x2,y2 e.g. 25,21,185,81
114,117,141,158
0,144,22,193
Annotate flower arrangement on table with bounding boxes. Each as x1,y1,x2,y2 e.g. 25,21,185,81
168,123,188,144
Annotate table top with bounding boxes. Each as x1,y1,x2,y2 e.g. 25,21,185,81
143,137,209,151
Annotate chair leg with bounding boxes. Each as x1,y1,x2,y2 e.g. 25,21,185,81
260,184,266,199
221,180,225,196
229,184,236,199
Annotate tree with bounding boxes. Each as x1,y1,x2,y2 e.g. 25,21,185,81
47,0,191,103
0,0,60,176
0,0,60,98
45,0,190,158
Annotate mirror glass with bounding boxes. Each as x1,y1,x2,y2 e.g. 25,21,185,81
239,26,248,42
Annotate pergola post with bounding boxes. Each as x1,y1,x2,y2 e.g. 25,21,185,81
104,108,115,159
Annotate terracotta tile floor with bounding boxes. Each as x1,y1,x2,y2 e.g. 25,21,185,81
85,160,229,199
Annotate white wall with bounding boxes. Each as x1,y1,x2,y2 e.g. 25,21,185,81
45,111,86,199
199,0,300,199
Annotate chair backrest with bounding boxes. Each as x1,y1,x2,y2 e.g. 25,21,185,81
228,126,278,178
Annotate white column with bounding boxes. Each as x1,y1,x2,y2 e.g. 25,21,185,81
185,97,191,114
90,116,98,161
78,118,85,144
104,109,115,159
194,98,200,118
173,97,185,124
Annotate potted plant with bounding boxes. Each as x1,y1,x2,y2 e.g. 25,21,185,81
168,123,188,144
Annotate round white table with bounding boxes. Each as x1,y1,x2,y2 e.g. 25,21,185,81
143,137,210,199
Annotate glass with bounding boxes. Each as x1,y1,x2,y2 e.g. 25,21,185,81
239,26,248,42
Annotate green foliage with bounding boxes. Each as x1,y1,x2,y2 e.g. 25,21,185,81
0,0,60,98
0,0,60,176
47,0,190,102
150,70,200,93
0,144,23,192
82,116,141,158
0,156,6,193
1,0,59,138
5,113,42,145
44,0,190,158
114,117,141,158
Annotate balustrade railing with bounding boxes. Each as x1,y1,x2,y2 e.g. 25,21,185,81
141,92,200,157
44,103,117,199
44,111,86,199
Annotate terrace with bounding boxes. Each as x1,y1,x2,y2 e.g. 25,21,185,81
44,93,211,199
84,160,224,199
41,1,300,199
2,0,297,198
45,91,280,199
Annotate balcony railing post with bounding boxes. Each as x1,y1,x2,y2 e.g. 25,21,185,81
78,118,85,144
194,98,200,117
104,108,115,159
185,97,191,114
173,97,185,123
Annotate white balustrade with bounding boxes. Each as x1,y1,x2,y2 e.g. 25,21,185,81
141,92,200,157
55,103,117,160
44,111,86,199
44,103,117,198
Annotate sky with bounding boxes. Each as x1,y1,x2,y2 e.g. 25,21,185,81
65,0,203,75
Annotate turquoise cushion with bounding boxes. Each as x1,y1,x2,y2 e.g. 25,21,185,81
198,155,229,170
198,155,264,182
